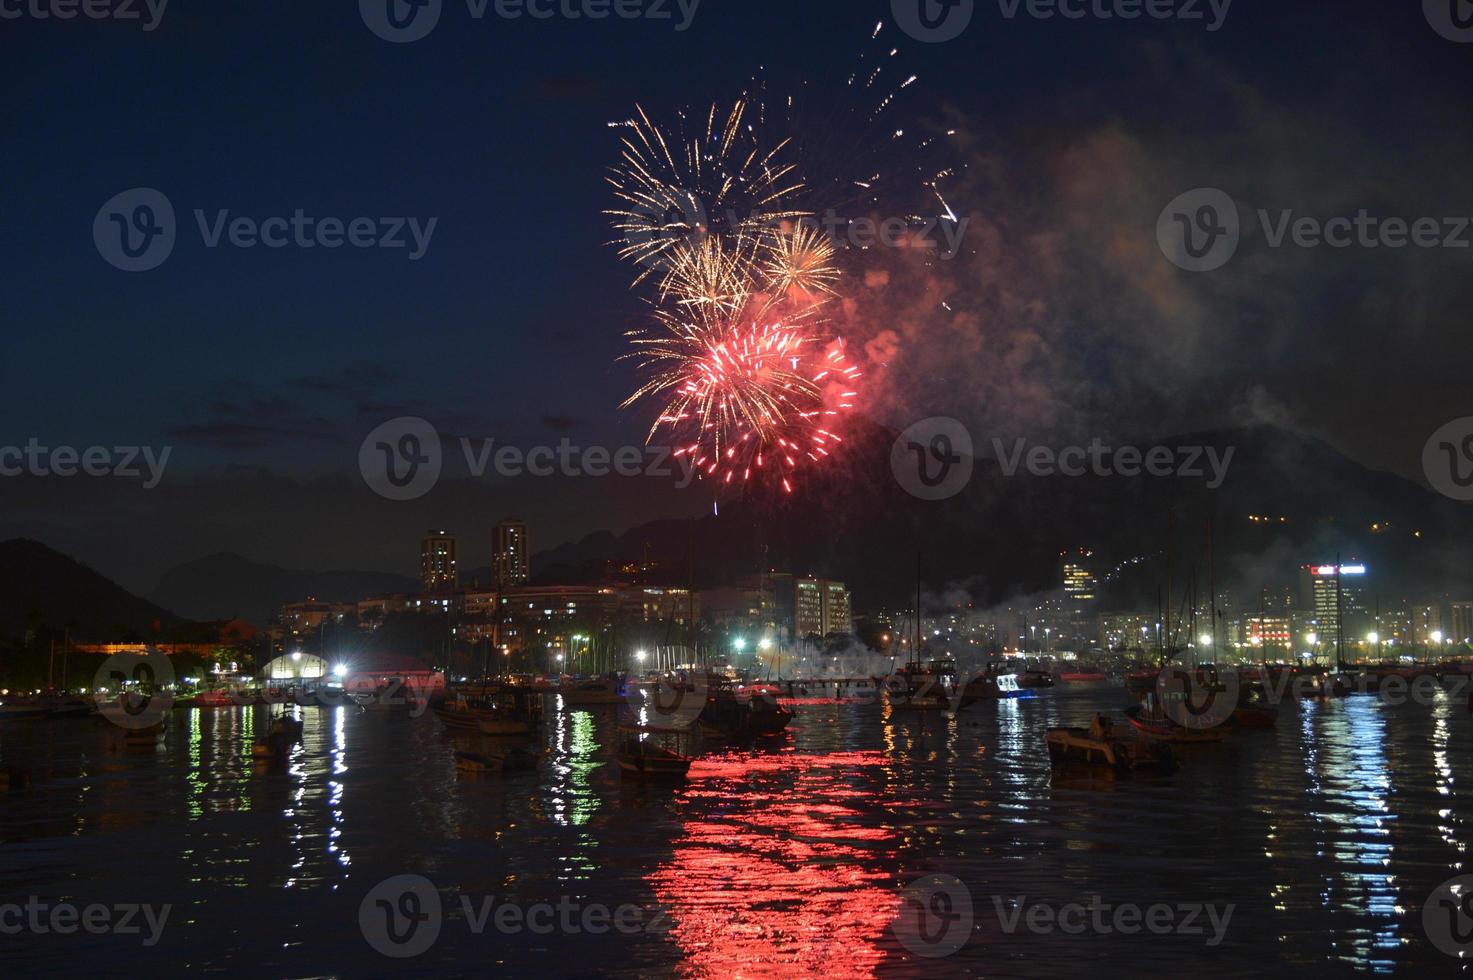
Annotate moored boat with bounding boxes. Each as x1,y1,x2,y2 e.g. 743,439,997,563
1123,703,1225,744
560,674,627,706
1045,715,1176,772
618,725,694,782
454,746,537,774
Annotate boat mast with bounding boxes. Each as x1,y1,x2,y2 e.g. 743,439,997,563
1164,509,1173,664
1335,552,1346,673
1207,517,1218,663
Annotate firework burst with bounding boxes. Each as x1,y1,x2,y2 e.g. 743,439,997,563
619,228,858,492
607,26,953,495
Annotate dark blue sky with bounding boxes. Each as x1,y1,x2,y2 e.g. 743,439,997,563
4,0,1471,588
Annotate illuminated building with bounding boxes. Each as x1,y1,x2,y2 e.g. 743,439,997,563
823,580,853,638
1243,615,1291,654
421,530,458,593
1300,563,1368,643
1100,612,1156,652
1061,549,1099,651
1454,602,1473,644
776,575,851,641
493,518,529,589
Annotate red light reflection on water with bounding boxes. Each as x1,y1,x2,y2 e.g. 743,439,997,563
648,752,900,977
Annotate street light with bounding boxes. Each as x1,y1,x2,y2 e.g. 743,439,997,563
734,637,746,652
635,650,648,663
1432,630,1444,645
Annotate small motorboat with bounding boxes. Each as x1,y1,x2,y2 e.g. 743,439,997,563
699,677,793,737
0,697,48,720
122,720,167,744
1015,668,1055,689
193,689,238,709
453,746,537,774
618,725,694,782
252,731,294,759
560,674,627,706
268,708,305,740
1123,704,1225,744
884,661,955,710
1231,688,1280,729
956,662,1022,708
1045,715,1175,772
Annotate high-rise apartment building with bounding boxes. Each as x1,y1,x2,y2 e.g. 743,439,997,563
421,531,458,593
493,519,529,589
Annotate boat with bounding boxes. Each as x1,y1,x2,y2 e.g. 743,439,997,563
618,725,695,782
435,689,543,733
560,674,627,706
1045,715,1176,772
454,746,537,774
1058,670,1109,685
1231,698,1280,729
252,731,294,759
0,697,49,720
1015,666,1055,689
884,660,955,709
956,662,1022,708
1123,703,1225,744
122,719,167,744
193,689,238,708
698,676,793,737
269,713,304,740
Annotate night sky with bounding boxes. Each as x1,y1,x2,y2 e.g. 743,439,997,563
4,0,1471,592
